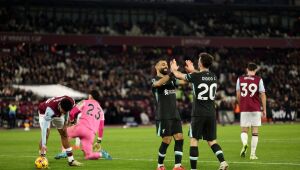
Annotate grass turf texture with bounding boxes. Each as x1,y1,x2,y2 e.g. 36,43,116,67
0,124,299,170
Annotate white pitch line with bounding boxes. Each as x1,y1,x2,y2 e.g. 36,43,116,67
0,155,299,166
113,157,300,166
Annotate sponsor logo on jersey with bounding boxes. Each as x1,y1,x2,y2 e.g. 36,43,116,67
164,89,176,95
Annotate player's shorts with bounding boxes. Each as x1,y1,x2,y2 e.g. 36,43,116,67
188,116,216,141
39,113,65,129
240,111,262,127
156,119,183,137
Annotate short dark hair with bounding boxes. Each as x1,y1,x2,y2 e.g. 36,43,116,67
155,57,168,65
247,62,258,71
60,98,73,112
90,90,100,101
199,53,213,68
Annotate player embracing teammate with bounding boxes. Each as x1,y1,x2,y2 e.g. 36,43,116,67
170,53,228,170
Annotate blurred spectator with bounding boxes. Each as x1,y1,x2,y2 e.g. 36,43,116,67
8,101,17,128
0,7,299,37
0,45,299,125
219,98,233,126
283,95,292,122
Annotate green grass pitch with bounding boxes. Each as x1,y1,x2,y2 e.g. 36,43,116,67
0,124,300,170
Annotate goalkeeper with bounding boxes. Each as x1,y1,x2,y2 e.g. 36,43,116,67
55,90,112,160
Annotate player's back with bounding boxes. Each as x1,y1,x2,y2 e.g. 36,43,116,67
237,75,263,112
188,71,218,117
39,96,74,117
79,99,104,133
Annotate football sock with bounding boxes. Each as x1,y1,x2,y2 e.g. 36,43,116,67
189,146,198,169
251,133,258,155
158,142,169,165
75,137,81,147
174,139,183,166
241,132,248,146
66,147,74,162
211,143,225,163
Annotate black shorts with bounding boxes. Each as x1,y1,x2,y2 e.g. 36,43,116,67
188,116,216,141
156,119,183,137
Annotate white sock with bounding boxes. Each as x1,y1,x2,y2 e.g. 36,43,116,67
158,164,164,168
174,163,181,168
66,147,74,162
75,137,81,147
241,132,248,146
251,136,258,155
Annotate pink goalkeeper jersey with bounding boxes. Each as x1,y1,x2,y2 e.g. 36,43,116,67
70,100,104,134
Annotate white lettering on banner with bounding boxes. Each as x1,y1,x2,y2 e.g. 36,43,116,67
272,110,296,120
0,35,42,42
181,39,211,46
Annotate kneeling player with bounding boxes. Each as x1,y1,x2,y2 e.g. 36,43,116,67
55,90,111,160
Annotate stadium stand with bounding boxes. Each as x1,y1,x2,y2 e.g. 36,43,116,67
0,0,299,127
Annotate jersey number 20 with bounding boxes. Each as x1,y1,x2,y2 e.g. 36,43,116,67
197,83,217,100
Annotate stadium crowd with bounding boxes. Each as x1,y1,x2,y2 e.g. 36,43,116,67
1,7,299,37
0,45,299,127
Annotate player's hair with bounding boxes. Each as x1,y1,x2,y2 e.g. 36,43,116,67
155,57,168,66
199,52,213,68
90,90,100,101
247,62,258,71
60,98,73,111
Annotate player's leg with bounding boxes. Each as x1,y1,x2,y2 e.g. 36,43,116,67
205,116,228,170
250,112,261,160
74,114,82,150
250,126,259,159
80,134,100,160
54,117,82,166
156,120,171,170
188,117,201,170
207,140,228,170
189,138,199,170
172,120,184,170
240,112,250,157
55,125,78,159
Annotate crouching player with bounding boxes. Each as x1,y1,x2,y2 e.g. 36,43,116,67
38,95,82,166
55,90,112,160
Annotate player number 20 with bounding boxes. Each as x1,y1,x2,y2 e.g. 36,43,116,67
240,83,258,97
197,83,217,100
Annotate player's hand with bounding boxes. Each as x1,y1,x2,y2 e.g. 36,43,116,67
40,145,47,156
262,110,266,118
185,60,195,73
170,59,179,72
93,142,102,152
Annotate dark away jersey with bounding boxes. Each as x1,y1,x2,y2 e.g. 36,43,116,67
185,71,217,117
152,76,180,120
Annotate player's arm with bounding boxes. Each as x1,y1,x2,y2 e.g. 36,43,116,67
69,100,84,123
185,60,198,73
93,120,104,152
260,92,266,117
94,108,105,152
97,120,105,142
259,79,267,117
40,107,54,155
152,75,171,87
236,78,241,105
170,59,187,80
